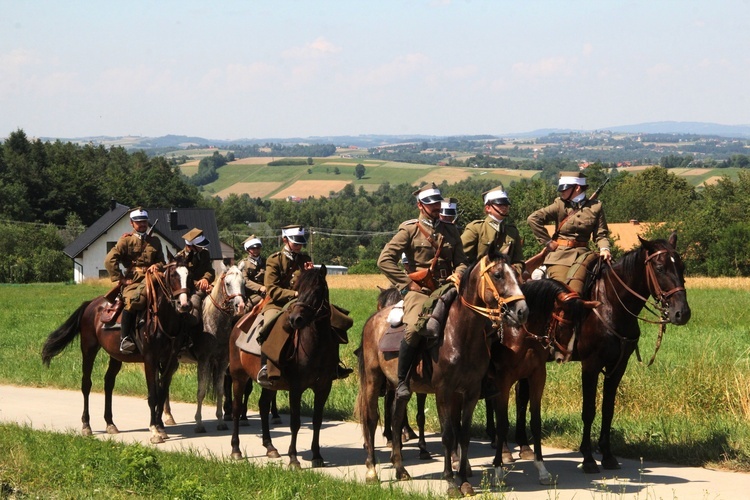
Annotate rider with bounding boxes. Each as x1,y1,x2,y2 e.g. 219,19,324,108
461,184,525,278
239,235,266,309
256,225,354,388
439,197,458,225
175,228,215,326
377,184,468,400
104,207,165,355
527,171,611,294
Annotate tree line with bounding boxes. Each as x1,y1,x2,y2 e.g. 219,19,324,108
2,129,749,282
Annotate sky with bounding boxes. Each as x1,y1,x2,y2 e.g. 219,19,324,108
2,0,749,140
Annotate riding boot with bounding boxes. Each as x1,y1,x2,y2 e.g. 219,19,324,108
395,339,419,400
256,353,274,389
119,309,137,355
425,287,457,338
335,354,354,380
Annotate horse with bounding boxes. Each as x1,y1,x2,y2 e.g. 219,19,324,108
41,257,192,444
228,265,339,468
485,278,599,484
175,265,246,433
516,233,691,474
357,246,529,496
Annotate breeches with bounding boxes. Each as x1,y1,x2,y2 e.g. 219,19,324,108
402,291,430,347
123,282,146,311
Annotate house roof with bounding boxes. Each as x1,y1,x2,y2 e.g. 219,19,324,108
64,204,222,260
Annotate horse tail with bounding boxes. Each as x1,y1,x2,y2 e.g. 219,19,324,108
353,341,366,422
41,300,90,367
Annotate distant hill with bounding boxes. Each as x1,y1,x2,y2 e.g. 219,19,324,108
37,122,750,150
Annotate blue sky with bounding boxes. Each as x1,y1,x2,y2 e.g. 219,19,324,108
2,0,749,139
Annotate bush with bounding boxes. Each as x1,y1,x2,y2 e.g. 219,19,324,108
348,259,380,274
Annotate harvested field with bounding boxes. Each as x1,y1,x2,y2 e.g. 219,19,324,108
414,167,473,185
215,182,282,199
182,159,201,167
686,277,750,289
680,168,712,176
486,169,538,179
327,274,390,289
230,158,273,165
700,176,723,186
270,180,352,199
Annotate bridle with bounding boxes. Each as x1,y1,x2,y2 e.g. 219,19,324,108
522,290,580,358
207,270,244,316
460,255,525,332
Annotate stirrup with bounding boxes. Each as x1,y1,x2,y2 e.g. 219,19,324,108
395,380,411,400
119,337,136,355
256,365,274,388
336,363,353,380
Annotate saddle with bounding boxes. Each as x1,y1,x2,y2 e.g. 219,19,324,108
100,298,123,329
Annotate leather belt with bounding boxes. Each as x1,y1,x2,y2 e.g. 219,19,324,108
556,238,587,248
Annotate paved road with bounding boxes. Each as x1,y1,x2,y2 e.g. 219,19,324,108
1,385,747,499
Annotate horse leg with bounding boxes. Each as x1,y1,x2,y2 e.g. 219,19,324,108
359,364,384,484
103,357,122,434
270,390,282,425
214,357,228,431
599,364,628,470
390,395,411,481
80,345,99,436
415,392,430,460
529,370,552,485
194,354,209,433
260,388,280,459
229,368,250,459
223,368,234,421
514,378,534,460
436,393,457,489
492,382,512,485
154,357,178,441
143,359,164,444
457,396,480,497
485,396,498,449
287,387,303,469
579,366,600,473
241,379,252,425
310,382,333,468
383,388,394,446
163,392,176,426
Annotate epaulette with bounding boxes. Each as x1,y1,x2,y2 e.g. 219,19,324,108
269,251,282,258
400,219,418,226
122,232,133,237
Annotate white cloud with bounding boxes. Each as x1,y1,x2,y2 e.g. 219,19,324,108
282,37,341,59
512,57,570,79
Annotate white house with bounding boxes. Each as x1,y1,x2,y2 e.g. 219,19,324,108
64,201,225,283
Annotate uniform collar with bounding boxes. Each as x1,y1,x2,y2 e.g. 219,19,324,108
419,216,438,228
283,248,296,260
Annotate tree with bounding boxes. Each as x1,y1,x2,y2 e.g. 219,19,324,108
354,163,366,179
333,167,341,175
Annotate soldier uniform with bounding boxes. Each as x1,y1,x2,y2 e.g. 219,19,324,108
239,235,265,308
527,171,611,294
461,185,525,277
175,228,215,324
378,184,468,399
104,207,165,354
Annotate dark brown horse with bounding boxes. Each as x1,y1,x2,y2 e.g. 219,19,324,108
357,247,529,496
228,265,338,468
486,278,599,484
517,233,690,474
41,257,192,444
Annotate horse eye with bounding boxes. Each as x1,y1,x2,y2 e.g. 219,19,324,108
655,264,665,273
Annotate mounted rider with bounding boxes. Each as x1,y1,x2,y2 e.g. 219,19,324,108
527,171,611,294
175,227,215,326
239,235,266,309
256,225,354,388
377,184,468,400
104,207,165,355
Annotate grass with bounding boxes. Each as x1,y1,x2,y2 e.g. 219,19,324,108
2,279,750,477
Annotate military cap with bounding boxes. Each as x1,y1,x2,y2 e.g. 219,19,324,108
282,225,307,245
183,227,210,248
482,185,511,205
412,183,443,204
129,207,149,221
243,235,262,250
558,171,588,192
440,197,458,217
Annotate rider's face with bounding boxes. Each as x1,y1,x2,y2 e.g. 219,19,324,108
419,201,441,220
131,220,148,233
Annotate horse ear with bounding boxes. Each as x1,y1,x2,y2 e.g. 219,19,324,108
319,264,327,277
668,231,678,248
167,248,175,262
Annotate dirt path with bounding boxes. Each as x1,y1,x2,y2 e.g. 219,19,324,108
1,385,746,499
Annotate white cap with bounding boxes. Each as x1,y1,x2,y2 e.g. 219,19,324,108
282,225,307,245
243,236,262,250
129,208,149,221
483,188,510,205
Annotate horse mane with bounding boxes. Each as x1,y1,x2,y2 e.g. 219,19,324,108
376,286,402,309
520,279,567,316
459,250,510,296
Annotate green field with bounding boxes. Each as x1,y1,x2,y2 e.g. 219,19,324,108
2,280,750,474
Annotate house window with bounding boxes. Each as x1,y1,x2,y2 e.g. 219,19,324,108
106,241,117,253
99,270,109,279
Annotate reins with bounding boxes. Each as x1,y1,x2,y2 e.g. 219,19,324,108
207,270,243,316
521,291,578,357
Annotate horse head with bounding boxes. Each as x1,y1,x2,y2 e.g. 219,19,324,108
638,231,691,325
461,242,528,329
288,265,329,330
213,265,246,318
165,253,192,314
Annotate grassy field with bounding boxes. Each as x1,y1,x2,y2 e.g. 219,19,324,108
2,278,750,477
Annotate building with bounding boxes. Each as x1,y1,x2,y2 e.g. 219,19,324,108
64,201,224,283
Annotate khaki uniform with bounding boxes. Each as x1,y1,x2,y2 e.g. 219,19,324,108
239,255,266,307
377,217,468,346
527,197,610,290
462,217,525,275
104,232,165,311
262,249,312,313
175,247,215,321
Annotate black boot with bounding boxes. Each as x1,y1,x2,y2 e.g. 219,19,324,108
256,354,274,388
395,339,419,400
119,309,137,355
336,357,353,380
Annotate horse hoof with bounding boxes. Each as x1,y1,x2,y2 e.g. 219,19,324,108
501,451,515,463
311,458,324,468
601,457,621,470
82,426,93,437
446,484,461,498
158,429,168,439
217,422,228,431
539,473,552,485
106,424,119,435
164,417,176,426
397,469,411,481
519,446,534,461
288,461,301,470
365,469,379,484
231,452,243,460
271,417,282,425
581,461,600,474
194,425,206,434
267,450,281,459
419,450,431,460
150,435,164,444
460,482,475,496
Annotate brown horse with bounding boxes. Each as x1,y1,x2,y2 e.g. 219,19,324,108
486,278,599,484
516,233,690,474
357,247,529,496
41,257,192,444
228,265,338,468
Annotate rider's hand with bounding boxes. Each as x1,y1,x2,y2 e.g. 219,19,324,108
447,273,461,288
147,264,161,274
197,278,211,292
546,240,559,252
407,281,422,293
600,248,612,262
303,261,314,270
